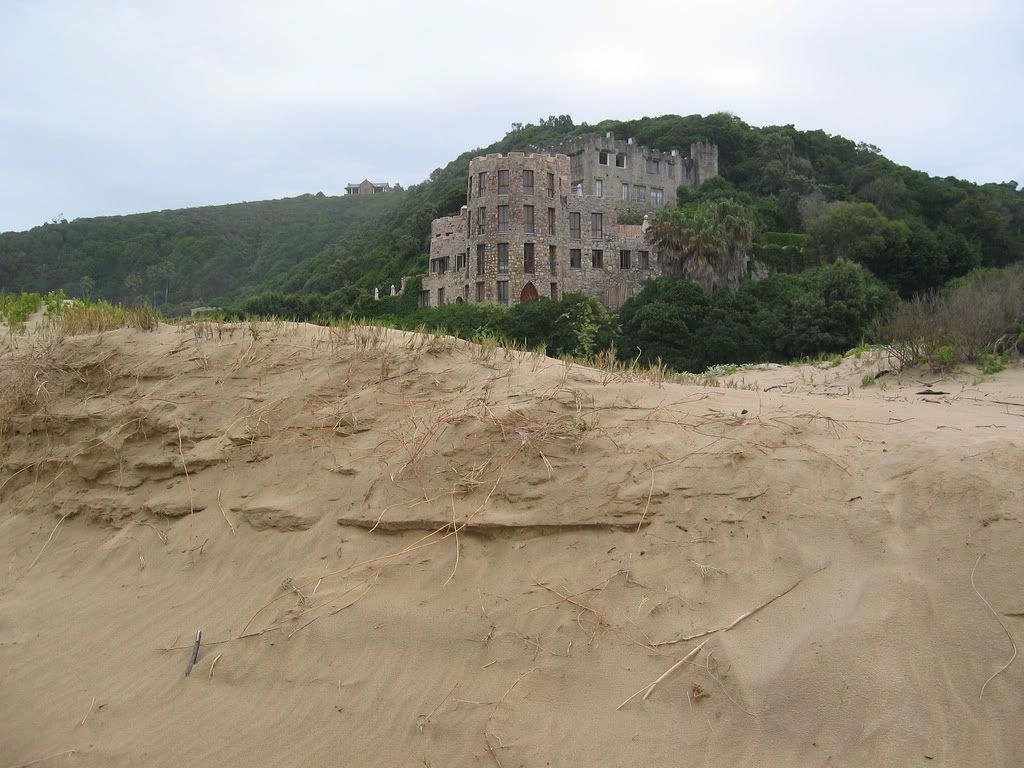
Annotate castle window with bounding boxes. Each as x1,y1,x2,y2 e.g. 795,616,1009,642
437,288,445,305
464,285,469,302
639,250,650,269
615,154,625,168
599,150,609,165
497,169,510,195
497,243,509,273
633,185,646,203
590,212,603,239
476,281,485,302
595,179,604,197
524,205,535,233
591,249,603,268
419,290,430,307
547,207,555,235
569,212,581,240
496,280,509,304
621,183,629,201
467,179,472,201
667,163,674,179
550,282,558,300
457,251,467,271
646,158,660,174
571,180,583,196
651,188,664,207
549,245,557,272
476,244,486,275
523,243,535,274
498,205,509,233
477,207,486,235
570,249,582,268
523,170,534,195
478,171,487,195
619,250,631,269
546,172,555,198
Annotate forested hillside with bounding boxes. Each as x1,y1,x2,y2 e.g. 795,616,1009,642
2,113,1021,315
0,192,401,313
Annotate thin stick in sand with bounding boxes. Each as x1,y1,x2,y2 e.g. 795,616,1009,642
971,553,1017,699
184,629,202,677
174,421,195,551
483,668,535,767
444,494,460,587
722,564,828,632
616,639,709,710
217,488,236,535
9,749,80,768
79,695,96,727
653,564,829,647
636,466,656,533
24,511,71,574
209,653,223,678
419,682,459,729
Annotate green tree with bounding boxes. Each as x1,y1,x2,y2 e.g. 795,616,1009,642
123,271,144,304
648,199,757,292
79,274,95,299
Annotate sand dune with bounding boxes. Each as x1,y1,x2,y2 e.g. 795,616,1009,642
1,322,1021,767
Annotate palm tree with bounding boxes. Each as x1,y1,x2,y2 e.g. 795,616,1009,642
647,200,756,292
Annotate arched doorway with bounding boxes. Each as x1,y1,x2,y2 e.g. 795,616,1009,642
455,296,464,303
520,281,539,303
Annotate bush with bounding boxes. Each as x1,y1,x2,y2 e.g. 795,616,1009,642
619,260,894,372
1,292,42,332
876,264,1024,366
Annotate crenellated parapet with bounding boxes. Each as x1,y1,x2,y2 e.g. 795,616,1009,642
418,131,720,310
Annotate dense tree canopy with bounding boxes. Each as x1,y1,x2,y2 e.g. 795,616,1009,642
2,112,1020,315
618,260,896,371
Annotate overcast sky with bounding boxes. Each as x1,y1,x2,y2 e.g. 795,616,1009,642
1,0,1021,233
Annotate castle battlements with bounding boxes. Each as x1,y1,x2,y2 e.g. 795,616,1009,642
419,130,720,310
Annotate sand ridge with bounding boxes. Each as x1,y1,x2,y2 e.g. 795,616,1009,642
1,321,1021,766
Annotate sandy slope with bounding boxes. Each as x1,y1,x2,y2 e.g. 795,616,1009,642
1,322,1021,767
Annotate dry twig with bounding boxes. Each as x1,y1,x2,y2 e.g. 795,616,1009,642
617,640,709,710
79,695,96,727
972,554,1017,699
24,511,71,574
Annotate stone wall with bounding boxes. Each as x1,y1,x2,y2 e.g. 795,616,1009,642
549,133,682,209
420,145,681,309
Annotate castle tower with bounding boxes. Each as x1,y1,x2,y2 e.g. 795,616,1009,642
689,142,719,186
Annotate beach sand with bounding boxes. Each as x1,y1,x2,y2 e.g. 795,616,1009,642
1,321,1021,766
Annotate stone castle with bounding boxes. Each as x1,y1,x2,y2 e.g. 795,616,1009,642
419,133,718,308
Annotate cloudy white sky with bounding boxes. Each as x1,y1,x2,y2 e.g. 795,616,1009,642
1,0,1021,233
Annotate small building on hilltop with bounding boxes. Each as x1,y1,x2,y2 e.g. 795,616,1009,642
345,179,392,195
419,133,718,309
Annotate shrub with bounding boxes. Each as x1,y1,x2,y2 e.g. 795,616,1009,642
619,260,894,372
876,263,1024,366
1,292,42,332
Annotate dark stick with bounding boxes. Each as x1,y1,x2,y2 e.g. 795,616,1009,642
184,629,202,677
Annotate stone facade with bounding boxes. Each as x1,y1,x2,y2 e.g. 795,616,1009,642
420,133,718,309
548,133,718,208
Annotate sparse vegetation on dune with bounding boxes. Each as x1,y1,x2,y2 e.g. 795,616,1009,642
877,263,1024,370
1,291,42,332
51,300,160,334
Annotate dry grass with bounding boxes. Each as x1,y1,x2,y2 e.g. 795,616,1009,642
878,265,1024,367
53,302,160,335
